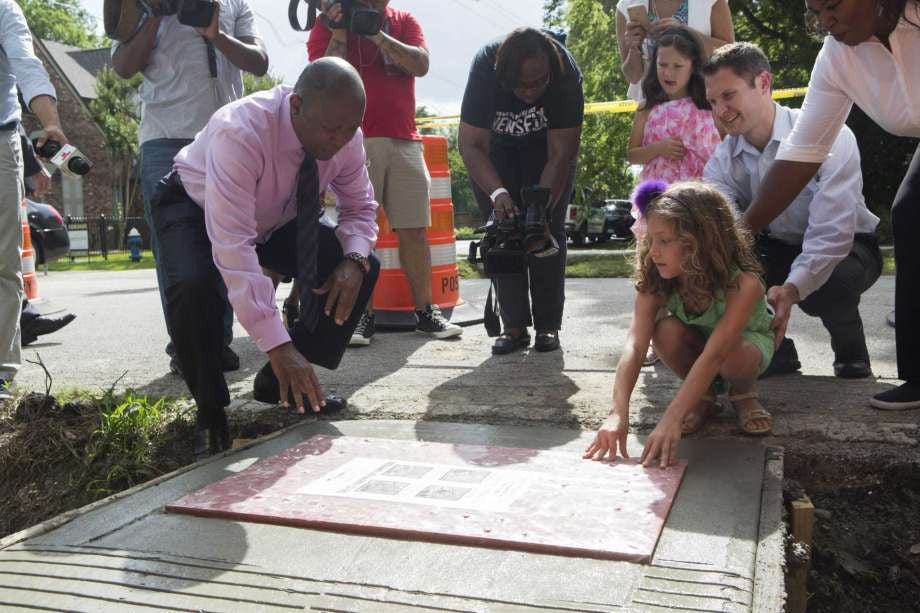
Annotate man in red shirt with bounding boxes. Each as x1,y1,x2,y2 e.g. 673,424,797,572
308,0,461,345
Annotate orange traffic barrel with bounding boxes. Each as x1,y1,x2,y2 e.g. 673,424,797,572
20,199,38,301
372,135,461,327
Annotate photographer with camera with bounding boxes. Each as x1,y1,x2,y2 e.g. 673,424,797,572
1,0,68,401
459,28,583,355
307,0,462,345
109,0,268,376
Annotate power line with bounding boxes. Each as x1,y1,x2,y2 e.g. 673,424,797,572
448,0,507,34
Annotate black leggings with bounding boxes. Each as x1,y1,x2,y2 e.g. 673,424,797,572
892,143,920,382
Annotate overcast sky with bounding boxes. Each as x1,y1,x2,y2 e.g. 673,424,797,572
80,0,546,114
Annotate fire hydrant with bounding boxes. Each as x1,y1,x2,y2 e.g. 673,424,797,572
127,227,142,262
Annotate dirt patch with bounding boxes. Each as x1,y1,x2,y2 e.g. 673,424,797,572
785,453,920,613
0,392,312,539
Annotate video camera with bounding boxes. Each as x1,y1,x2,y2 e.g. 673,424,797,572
139,0,216,28
469,186,559,277
288,0,384,36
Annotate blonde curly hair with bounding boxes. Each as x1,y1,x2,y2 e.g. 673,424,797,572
634,181,762,308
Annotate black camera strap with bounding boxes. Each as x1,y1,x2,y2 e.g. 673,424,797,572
204,36,217,78
289,0,318,31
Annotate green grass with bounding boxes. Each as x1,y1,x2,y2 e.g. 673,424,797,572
47,251,158,272
458,254,634,279
565,255,634,278
454,226,484,240
883,254,895,275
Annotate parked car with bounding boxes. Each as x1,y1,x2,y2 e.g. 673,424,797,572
565,186,609,246
26,199,70,265
603,198,635,239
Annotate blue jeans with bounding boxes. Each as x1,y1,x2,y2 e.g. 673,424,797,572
140,139,234,354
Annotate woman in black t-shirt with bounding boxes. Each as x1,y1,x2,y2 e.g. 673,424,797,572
459,28,584,354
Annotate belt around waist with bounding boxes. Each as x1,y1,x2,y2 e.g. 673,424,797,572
0,120,18,132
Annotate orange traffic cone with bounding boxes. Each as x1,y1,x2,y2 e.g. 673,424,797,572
19,198,38,301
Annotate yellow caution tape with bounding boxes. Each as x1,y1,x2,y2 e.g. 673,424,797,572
416,87,808,130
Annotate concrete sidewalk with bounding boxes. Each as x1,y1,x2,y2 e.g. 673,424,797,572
0,420,783,612
12,270,916,460
3,269,913,611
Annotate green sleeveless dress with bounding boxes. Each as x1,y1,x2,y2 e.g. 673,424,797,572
665,272,775,374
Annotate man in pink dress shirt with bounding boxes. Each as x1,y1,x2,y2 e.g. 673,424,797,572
151,58,380,457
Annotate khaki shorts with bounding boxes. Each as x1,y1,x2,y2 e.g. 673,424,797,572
364,137,431,229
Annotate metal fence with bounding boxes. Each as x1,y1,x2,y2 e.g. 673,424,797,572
64,215,151,259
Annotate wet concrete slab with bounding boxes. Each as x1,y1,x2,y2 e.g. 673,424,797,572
166,435,686,562
0,420,782,612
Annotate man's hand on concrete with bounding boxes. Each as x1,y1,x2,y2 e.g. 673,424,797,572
312,259,364,325
583,412,630,461
194,2,221,42
767,283,799,350
268,342,326,413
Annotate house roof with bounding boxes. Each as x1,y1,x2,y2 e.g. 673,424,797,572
40,40,112,101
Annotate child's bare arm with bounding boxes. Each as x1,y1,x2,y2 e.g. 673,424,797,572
613,290,660,415
584,291,662,461
627,110,685,164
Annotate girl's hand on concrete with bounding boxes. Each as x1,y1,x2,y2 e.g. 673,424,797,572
583,412,630,461
640,417,682,468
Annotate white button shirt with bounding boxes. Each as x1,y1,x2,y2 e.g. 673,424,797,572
704,103,879,301
777,1,920,163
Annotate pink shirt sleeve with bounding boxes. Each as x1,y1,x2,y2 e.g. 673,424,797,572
329,131,379,257
202,127,290,353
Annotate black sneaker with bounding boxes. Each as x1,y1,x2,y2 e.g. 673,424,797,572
870,382,920,411
415,305,462,339
349,311,375,347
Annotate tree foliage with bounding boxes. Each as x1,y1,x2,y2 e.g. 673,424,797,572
243,72,283,95
90,68,142,218
545,0,636,199
16,0,103,49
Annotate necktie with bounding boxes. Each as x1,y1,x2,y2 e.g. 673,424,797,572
295,152,322,333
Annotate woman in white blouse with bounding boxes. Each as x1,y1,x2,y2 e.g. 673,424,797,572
744,0,920,410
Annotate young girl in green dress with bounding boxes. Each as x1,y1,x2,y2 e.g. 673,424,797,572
584,180,775,468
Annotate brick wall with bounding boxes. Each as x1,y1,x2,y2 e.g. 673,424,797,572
21,45,115,220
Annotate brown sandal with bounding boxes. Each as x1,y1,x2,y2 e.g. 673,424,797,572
681,393,720,434
730,392,772,436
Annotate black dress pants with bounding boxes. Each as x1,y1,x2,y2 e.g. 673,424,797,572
472,143,574,332
151,176,379,428
759,234,882,363
892,143,920,382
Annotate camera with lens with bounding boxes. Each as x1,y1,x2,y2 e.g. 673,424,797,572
33,139,93,177
469,186,559,277
288,0,384,36
139,0,216,28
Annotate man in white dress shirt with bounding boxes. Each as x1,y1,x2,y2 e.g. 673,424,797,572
702,42,882,379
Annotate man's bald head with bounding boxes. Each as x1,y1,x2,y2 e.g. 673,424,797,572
294,57,366,112
290,57,367,160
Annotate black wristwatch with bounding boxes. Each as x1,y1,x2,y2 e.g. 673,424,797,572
344,252,370,275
